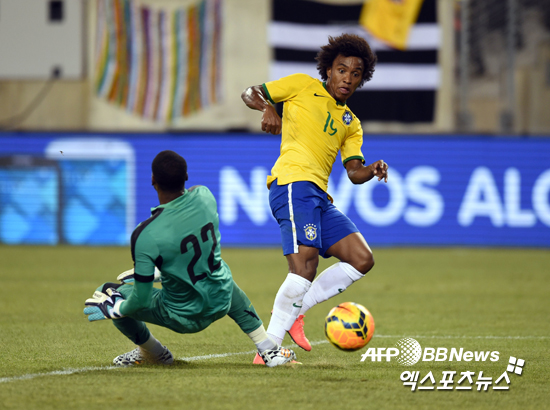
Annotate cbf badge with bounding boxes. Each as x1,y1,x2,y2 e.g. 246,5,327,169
304,224,317,241
342,111,352,125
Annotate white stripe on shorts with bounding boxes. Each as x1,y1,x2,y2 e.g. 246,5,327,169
287,183,299,253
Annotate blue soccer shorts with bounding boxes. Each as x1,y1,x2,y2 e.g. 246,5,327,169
269,179,359,258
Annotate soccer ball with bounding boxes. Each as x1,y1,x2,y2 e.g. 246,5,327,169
324,302,375,351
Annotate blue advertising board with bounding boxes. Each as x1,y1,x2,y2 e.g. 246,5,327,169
0,132,548,247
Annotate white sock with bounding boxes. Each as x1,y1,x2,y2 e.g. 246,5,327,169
138,333,165,358
247,325,278,352
267,273,312,345
300,262,364,315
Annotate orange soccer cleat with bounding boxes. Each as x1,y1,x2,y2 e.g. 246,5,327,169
253,352,265,365
288,315,312,351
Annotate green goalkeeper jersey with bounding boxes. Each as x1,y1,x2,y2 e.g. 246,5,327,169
129,186,233,320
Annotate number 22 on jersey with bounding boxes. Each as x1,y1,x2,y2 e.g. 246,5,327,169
180,222,220,284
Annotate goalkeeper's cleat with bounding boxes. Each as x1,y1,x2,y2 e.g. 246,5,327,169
113,348,144,366
253,352,302,366
288,314,311,351
113,346,174,367
257,347,299,367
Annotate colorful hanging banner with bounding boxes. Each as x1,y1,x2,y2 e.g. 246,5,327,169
94,0,223,122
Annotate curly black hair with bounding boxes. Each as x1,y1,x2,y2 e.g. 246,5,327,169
315,33,377,88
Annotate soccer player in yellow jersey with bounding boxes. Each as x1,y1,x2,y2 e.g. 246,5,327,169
242,34,388,360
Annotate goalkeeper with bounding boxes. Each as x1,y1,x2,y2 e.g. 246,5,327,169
84,150,297,367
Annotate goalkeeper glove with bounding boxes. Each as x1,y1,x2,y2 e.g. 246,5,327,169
117,267,162,284
84,287,125,321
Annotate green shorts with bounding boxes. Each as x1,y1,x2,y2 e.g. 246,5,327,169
117,284,229,334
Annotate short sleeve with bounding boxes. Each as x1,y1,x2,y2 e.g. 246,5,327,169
133,230,158,283
341,120,365,166
262,73,314,104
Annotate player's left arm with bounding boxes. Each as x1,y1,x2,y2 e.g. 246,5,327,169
341,120,388,185
345,159,388,184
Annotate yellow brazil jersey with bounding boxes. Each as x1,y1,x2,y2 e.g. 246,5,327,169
262,73,365,193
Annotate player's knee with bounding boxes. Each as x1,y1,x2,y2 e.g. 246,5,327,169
354,250,374,275
287,251,319,281
292,260,318,282
293,265,317,282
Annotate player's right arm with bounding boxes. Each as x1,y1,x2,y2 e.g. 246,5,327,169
241,85,281,135
119,230,158,316
119,280,153,316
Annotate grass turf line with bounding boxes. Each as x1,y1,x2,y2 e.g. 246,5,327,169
1,336,548,385
0,246,548,410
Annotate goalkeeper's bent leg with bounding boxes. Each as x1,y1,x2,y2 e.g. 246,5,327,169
97,282,151,345
228,280,263,335
112,316,151,345
228,280,278,352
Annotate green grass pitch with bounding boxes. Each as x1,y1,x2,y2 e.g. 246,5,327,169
0,245,548,410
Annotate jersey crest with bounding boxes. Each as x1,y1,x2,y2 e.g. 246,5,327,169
304,223,317,241
342,110,353,126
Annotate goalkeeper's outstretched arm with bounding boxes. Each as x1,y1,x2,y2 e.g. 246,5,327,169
118,280,153,316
